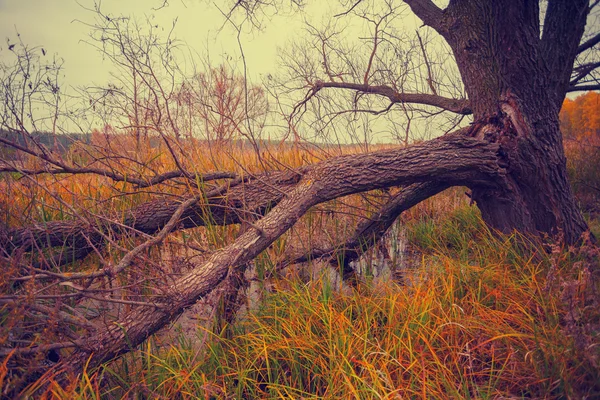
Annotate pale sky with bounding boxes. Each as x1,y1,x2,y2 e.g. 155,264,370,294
7,1,592,142
0,0,325,86
0,0,430,141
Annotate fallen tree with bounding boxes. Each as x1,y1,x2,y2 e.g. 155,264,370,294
1,0,599,394
48,128,505,374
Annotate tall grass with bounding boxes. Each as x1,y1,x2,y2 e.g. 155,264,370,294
40,205,599,399
564,139,600,238
5,138,599,398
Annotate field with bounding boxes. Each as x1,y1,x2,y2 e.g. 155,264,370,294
1,136,598,399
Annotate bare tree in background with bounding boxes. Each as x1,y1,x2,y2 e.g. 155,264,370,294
1,0,599,395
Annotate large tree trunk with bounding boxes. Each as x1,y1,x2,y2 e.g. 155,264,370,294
35,134,502,379
409,0,590,243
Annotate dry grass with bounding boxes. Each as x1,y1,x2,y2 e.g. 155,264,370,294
564,139,600,237
2,137,599,399
25,205,599,400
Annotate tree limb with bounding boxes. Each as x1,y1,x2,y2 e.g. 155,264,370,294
577,32,600,54
282,181,449,279
0,136,237,188
46,132,504,376
570,61,600,86
403,0,445,34
303,81,471,115
3,171,300,267
567,83,600,92
540,0,590,105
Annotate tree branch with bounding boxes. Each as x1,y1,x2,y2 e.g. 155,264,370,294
567,83,600,92
403,0,445,34
0,137,237,188
333,0,364,18
540,0,590,105
3,171,300,266
303,81,471,115
570,60,600,85
577,32,600,54
46,132,504,376
281,181,449,280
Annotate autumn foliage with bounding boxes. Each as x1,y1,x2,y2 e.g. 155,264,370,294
559,93,600,217
560,92,600,143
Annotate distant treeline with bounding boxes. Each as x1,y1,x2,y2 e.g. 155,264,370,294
0,130,91,155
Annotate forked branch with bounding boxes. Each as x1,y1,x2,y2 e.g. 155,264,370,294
294,81,471,118
281,181,449,279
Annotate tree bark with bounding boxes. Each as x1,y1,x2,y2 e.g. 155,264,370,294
407,0,590,243
46,132,503,376
2,171,301,267
2,131,495,269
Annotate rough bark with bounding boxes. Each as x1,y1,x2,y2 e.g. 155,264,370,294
45,132,503,375
2,171,301,267
406,0,590,243
2,132,491,269
310,81,472,114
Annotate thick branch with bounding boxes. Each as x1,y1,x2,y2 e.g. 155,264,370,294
309,81,472,114
577,32,600,54
403,0,445,34
540,0,590,105
567,83,600,92
3,171,300,262
284,181,449,279
570,61,600,86
48,132,504,375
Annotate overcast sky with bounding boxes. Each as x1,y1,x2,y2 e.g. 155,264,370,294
0,0,339,87
5,1,591,141
0,0,432,141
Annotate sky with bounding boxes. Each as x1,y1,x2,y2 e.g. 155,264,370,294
0,0,338,86
0,0,436,142
2,1,593,142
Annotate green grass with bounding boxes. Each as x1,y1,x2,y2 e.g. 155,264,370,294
41,205,599,399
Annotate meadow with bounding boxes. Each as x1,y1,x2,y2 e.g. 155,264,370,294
1,1,600,397
1,133,598,399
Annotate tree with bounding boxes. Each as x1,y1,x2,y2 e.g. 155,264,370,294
561,92,600,141
186,65,268,143
1,0,599,392
280,0,596,244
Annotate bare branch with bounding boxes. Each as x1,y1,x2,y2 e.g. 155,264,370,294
305,81,471,115
570,60,600,85
334,0,365,18
567,83,600,92
577,32,600,54
416,31,438,95
0,137,237,187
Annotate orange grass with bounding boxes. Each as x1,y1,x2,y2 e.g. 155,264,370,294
3,137,599,399
37,207,599,399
